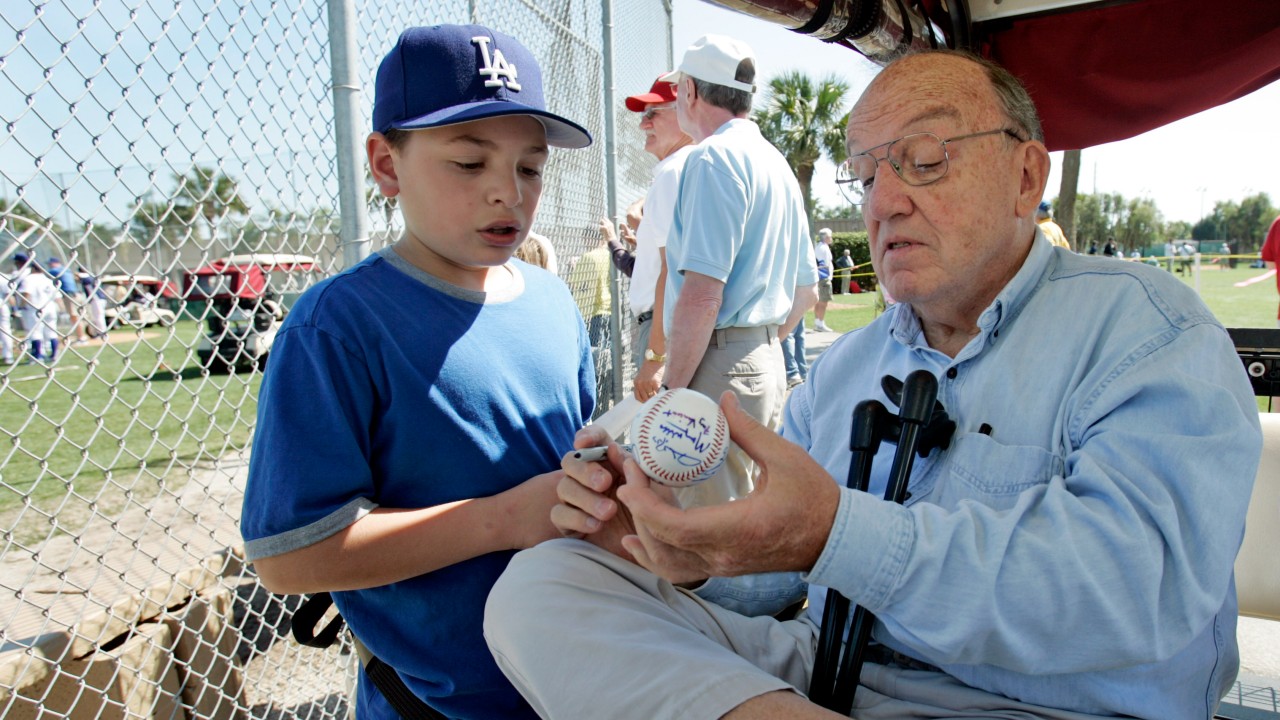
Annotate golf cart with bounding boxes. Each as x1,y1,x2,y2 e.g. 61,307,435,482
182,253,318,373
99,274,180,329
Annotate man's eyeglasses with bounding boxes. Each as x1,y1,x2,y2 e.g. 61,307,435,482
835,128,1024,205
641,103,675,122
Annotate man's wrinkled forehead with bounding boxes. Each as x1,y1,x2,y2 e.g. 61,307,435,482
846,55,993,151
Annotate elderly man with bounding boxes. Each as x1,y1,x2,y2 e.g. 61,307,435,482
813,228,835,332
602,76,696,401
658,34,817,505
485,50,1260,720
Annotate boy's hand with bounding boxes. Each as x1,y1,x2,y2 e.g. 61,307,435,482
506,469,569,551
552,425,637,560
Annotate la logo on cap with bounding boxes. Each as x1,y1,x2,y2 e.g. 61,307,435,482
472,36,521,91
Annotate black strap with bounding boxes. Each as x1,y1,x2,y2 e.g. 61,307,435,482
291,591,346,648
364,654,449,720
290,592,449,720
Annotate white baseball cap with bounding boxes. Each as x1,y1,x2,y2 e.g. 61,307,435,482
659,34,755,93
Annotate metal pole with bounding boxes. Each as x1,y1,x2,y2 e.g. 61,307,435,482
327,0,371,270
602,0,624,404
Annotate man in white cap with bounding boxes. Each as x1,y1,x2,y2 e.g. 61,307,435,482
656,34,818,506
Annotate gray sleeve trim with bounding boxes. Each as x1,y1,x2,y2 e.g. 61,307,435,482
243,497,378,561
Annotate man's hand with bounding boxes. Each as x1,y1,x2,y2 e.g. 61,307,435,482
551,425,637,560
616,392,841,583
597,217,619,246
632,359,665,401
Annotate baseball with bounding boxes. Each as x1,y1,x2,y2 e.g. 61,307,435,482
629,388,729,487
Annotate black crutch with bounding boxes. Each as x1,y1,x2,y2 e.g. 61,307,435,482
803,368,947,712
808,399,890,707
827,369,940,715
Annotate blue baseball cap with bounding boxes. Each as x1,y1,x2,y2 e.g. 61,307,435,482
373,24,592,149
1038,200,1052,213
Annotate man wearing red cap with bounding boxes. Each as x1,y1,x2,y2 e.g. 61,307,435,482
609,76,695,401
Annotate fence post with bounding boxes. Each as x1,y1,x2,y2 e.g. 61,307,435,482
602,0,624,404
327,0,372,270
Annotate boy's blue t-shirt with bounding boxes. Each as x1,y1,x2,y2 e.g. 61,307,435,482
241,248,595,719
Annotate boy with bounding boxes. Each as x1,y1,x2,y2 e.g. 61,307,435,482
239,24,594,719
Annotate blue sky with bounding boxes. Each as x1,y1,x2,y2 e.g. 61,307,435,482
672,0,1280,224
5,1,1275,231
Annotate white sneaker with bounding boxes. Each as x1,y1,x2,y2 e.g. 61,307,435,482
814,321,832,332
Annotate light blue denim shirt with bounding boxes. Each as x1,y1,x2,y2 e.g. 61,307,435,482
787,233,1261,719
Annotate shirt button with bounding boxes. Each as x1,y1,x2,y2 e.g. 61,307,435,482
946,367,958,379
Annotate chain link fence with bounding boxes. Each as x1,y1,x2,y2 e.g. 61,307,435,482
0,0,672,716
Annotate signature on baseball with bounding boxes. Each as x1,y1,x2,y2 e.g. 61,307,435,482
653,409,715,467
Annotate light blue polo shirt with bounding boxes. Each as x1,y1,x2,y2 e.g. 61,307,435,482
665,118,817,332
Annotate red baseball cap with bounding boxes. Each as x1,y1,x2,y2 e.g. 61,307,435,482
624,75,678,112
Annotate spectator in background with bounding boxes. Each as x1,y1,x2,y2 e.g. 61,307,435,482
1263,213,1280,327
834,248,853,294
78,268,108,339
1035,200,1070,249
13,253,60,363
781,315,806,389
570,230,615,409
570,231,612,349
517,231,559,275
46,257,86,343
616,76,696,402
0,268,13,364
658,34,817,506
1177,240,1194,274
1103,237,1117,257
812,228,834,332
600,198,644,278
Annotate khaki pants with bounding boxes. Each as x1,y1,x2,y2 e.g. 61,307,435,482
485,540,1128,720
679,325,784,508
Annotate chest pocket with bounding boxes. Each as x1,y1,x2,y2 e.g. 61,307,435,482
919,431,1064,511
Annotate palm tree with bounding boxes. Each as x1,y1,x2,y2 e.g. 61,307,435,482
171,166,251,247
754,71,851,225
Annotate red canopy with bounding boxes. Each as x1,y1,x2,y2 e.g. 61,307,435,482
703,0,1280,150
969,0,1280,150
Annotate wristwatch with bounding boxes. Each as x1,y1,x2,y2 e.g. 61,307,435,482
644,348,667,363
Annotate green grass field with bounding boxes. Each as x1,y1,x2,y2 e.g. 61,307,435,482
817,263,1278,333
0,319,262,542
